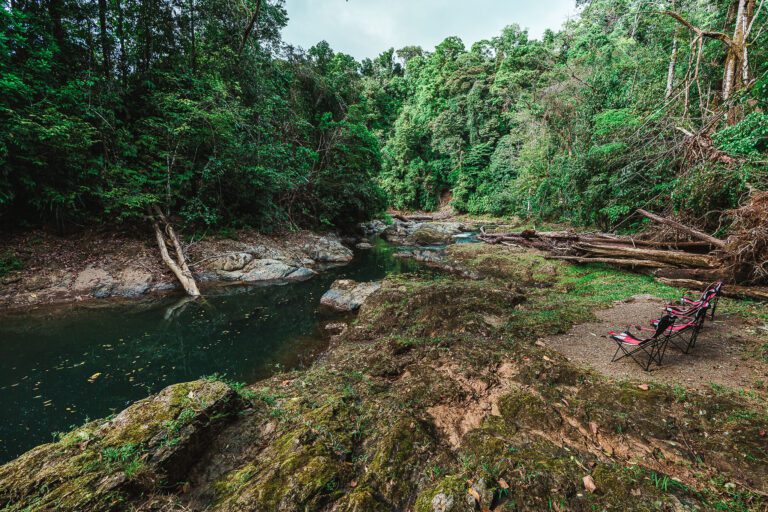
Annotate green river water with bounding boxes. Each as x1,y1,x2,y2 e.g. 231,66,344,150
0,239,439,463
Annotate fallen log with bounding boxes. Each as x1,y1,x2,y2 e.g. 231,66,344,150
637,209,727,249
392,213,433,222
547,256,673,268
656,278,768,301
574,243,719,268
587,236,714,251
654,267,727,282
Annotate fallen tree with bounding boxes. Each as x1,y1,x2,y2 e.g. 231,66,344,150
149,205,200,297
478,197,768,300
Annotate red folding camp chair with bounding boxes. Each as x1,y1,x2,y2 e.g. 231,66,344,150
608,314,676,371
647,302,710,354
666,281,722,320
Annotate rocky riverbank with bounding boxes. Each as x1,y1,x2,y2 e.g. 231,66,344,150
0,229,357,310
0,218,486,310
2,242,766,511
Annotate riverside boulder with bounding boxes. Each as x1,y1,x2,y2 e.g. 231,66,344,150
320,279,381,311
0,380,239,512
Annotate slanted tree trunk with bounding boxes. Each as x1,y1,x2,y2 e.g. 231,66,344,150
150,206,200,297
237,0,262,60
637,209,727,249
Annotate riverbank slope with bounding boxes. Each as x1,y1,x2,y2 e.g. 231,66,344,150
2,242,767,511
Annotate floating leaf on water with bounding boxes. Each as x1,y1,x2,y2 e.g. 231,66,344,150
88,372,102,382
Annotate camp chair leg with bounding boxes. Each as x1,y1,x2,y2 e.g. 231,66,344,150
611,340,660,371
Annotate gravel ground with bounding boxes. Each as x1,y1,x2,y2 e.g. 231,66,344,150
546,294,768,393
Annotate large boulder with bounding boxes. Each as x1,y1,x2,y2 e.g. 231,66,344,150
0,380,239,512
205,252,254,272
219,259,316,283
320,279,381,311
305,236,353,263
359,219,388,236
113,267,154,297
406,223,464,246
72,267,115,298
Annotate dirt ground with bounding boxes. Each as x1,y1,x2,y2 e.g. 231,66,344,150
546,294,768,393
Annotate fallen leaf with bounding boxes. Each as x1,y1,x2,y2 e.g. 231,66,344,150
543,355,552,362
535,340,546,347
88,372,102,382
350,480,358,488
759,429,766,437
589,422,599,436
498,478,509,489
637,384,649,391
468,487,481,503
583,475,597,493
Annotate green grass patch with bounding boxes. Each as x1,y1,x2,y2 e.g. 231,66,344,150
0,252,23,277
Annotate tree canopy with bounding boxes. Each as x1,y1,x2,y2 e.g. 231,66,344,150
2,0,767,233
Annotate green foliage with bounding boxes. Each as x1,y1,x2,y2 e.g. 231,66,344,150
375,0,768,230
0,252,23,277
97,443,145,478
713,113,768,157
0,1,384,232
2,0,767,234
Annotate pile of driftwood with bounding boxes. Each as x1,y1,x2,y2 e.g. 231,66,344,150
479,199,768,301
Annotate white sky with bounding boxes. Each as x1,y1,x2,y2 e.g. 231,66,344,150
281,0,580,60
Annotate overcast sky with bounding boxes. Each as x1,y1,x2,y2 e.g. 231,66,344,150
281,0,580,61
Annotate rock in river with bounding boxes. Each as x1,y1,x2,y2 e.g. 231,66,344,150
218,259,317,283
304,236,353,263
320,279,381,311
406,223,464,245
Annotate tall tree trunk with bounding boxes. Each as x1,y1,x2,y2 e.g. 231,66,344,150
189,0,197,72
98,0,111,79
49,0,66,60
116,0,128,86
665,36,678,99
665,0,678,99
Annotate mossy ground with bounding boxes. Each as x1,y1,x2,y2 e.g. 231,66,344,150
2,243,766,511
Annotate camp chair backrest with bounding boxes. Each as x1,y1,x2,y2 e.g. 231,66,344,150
653,314,676,338
694,302,710,323
699,281,721,301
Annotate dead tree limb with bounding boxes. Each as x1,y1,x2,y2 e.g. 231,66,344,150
637,209,727,249
150,206,200,297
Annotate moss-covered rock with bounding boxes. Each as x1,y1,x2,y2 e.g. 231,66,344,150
0,379,239,511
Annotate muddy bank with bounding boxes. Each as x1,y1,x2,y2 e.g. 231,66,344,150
0,229,357,310
2,243,766,511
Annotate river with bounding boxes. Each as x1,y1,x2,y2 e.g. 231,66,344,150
0,238,440,463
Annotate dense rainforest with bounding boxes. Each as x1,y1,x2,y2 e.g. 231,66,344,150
2,0,767,235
